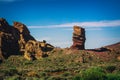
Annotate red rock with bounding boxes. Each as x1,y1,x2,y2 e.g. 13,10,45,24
70,25,86,50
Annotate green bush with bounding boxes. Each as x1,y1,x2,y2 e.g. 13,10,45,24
73,75,81,80
106,73,120,80
80,67,106,80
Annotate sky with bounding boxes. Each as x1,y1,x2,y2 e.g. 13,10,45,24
0,0,120,49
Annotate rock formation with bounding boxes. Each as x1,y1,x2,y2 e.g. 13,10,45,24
0,18,20,59
13,22,35,52
24,40,54,60
0,18,54,61
70,25,86,50
24,40,43,60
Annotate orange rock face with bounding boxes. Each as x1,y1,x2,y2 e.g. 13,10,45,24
70,25,86,50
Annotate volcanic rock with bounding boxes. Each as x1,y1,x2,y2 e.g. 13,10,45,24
24,40,54,60
0,18,19,59
13,22,35,51
0,18,54,61
24,40,43,60
70,25,86,50
0,18,35,60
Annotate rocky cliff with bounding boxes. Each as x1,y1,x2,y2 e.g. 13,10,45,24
0,18,35,60
13,22,35,52
0,18,54,61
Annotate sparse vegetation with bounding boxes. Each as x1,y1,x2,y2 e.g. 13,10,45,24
0,49,120,80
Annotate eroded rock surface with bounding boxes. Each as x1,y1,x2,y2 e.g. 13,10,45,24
24,40,54,60
70,25,86,50
13,22,35,52
0,18,20,59
0,18,54,61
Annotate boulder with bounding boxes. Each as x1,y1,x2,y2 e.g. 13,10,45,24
24,40,43,60
70,25,86,50
24,40,54,60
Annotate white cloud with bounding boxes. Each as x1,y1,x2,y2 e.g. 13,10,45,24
63,28,103,31
86,28,103,31
28,20,120,28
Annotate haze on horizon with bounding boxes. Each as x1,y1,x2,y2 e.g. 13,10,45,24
0,0,120,49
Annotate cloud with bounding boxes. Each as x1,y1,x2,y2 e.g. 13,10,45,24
63,28,103,31
86,28,103,31
28,20,120,28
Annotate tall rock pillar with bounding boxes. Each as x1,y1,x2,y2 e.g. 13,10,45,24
70,25,86,50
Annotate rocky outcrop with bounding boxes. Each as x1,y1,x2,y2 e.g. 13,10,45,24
13,22,35,52
0,18,20,59
70,25,86,50
0,18,54,61
24,40,54,60
24,40,43,60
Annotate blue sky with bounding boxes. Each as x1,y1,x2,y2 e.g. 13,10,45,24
0,0,120,49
